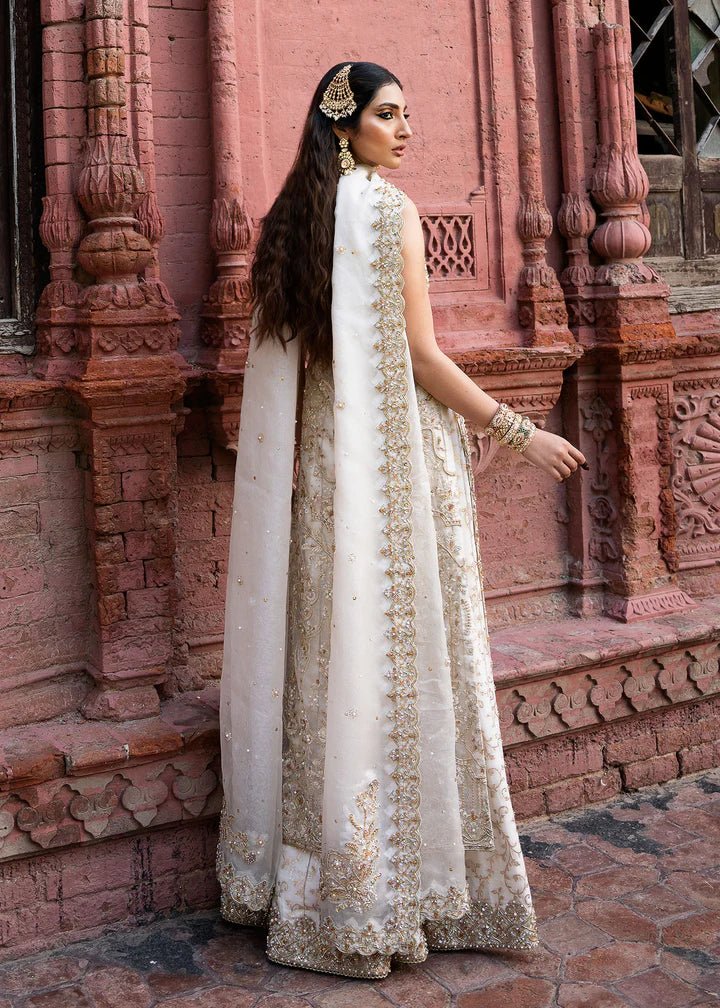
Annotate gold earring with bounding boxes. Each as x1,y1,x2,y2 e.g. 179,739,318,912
337,136,355,176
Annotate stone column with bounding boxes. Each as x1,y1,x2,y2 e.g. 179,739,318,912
509,0,573,346
590,20,674,343
551,0,596,326
579,19,693,622
200,0,254,451
34,2,87,378
65,0,186,719
127,0,165,283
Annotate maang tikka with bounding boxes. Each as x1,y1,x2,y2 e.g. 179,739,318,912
319,63,357,120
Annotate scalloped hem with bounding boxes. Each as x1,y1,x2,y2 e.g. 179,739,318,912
258,897,540,978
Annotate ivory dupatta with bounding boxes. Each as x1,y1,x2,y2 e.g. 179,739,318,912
217,164,503,957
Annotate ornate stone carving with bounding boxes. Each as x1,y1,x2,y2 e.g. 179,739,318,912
498,641,720,747
422,212,476,281
0,744,222,862
508,0,572,344
590,21,657,287
557,194,596,288
671,385,720,565
200,0,253,370
550,0,596,298
38,194,85,308
581,395,620,568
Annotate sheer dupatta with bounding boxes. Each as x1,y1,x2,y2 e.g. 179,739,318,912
217,164,497,957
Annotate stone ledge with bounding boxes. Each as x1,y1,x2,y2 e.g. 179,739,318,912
0,600,718,863
491,597,720,685
0,688,221,862
492,598,720,747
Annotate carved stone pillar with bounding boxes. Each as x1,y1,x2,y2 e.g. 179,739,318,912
61,0,186,719
551,0,597,337
34,4,87,378
509,0,573,347
570,19,694,623
590,20,675,344
128,0,165,283
201,0,254,452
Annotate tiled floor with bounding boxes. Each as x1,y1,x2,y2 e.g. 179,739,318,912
1,769,719,1007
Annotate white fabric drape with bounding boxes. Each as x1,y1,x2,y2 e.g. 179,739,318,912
217,163,538,975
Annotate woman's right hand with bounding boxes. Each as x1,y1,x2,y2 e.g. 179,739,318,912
521,427,587,483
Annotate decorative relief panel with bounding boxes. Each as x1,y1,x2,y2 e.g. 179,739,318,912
0,752,221,860
497,640,720,746
420,194,489,293
671,380,720,567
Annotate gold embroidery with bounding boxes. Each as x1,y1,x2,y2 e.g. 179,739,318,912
266,904,391,979
425,897,540,951
319,779,381,912
216,802,272,922
416,386,494,850
420,885,470,921
217,801,266,864
282,361,335,855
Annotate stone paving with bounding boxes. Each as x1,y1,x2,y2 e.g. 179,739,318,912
1,769,718,1008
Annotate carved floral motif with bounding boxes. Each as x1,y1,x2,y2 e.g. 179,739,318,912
498,644,720,746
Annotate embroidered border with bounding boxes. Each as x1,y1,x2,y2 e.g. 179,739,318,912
320,176,423,958
216,801,272,922
425,896,540,951
267,904,392,979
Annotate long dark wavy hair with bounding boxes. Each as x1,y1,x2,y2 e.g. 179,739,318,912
250,62,403,367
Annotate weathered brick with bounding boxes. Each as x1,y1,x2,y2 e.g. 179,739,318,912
98,593,127,626
510,787,546,820
94,535,126,565
95,561,145,595
144,558,174,587
0,505,39,537
0,566,44,598
37,450,79,474
0,455,38,478
93,502,144,535
605,731,657,765
126,587,170,619
544,777,585,813
123,531,156,561
678,739,720,774
526,740,603,788
93,475,122,506
623,752,679,790
121,470,170,502
583,768,622,804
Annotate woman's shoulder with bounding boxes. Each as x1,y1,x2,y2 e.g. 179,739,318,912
376,176,419,224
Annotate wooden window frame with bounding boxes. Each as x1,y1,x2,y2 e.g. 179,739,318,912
0,0,45,354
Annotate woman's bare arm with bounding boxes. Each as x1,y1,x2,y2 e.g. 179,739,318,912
401,196,586,482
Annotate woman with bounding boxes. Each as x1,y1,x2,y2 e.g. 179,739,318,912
217,61,585,978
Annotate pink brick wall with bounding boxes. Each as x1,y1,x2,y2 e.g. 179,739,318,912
507,695,720,818
0,820,218,961
172,404,234,691
148,0,213,358
0,439,95,728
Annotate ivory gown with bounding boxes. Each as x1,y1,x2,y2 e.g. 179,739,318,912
217,164,539,978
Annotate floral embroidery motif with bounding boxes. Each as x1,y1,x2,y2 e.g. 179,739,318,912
266,904,391,979
217,800,266,864
216,801,272,922
319,779,382,912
